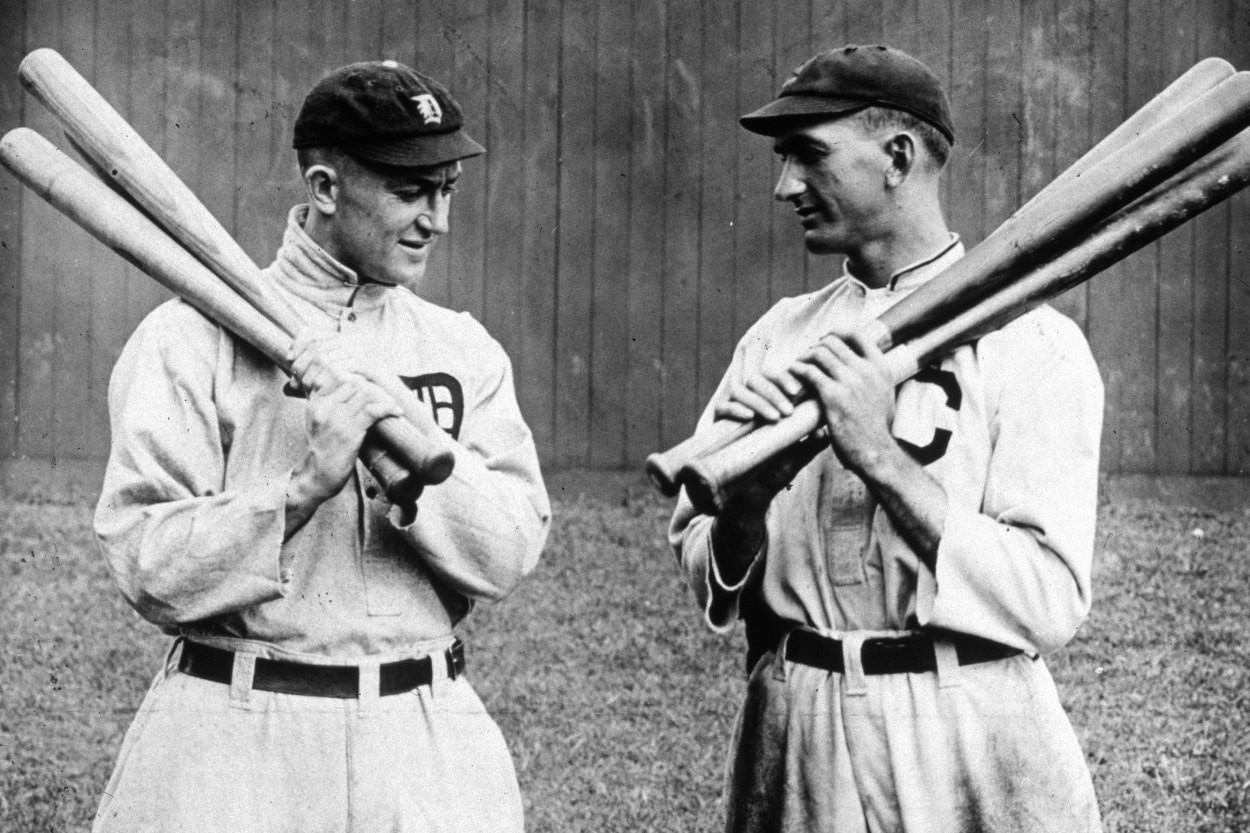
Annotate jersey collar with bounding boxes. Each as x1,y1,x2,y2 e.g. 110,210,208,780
269,205,394,314
841,233,964,292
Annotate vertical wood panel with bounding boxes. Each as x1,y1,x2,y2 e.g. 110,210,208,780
693,0,736,426
1191,0,1233,473
128,0,174,326
658,0,701,448
380,0,415,61
234,0,275,266
1019,0,1054,221
1154,3,1198,473
90,0,137,465
53,0,99,461
18,0,60,461
1049,0,1093,327
769,1,810,304
485,0,525,363
831,1,884,51
415,2,456,306
554,0,595,463
0,0,23,465
982,0,1021,235
733,0,774,336
345,0,383,63
1085,0,1132,473
1224,0,1250,472
1111,0,1160,472
198,0,238,241
519,0,560,460
948,0,986,245
271,0,313,235
446,0,488,318
623,0,666,465
589,0,631,466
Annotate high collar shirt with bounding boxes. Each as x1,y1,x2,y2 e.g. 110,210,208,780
669,238,1104,655
95,206,551,662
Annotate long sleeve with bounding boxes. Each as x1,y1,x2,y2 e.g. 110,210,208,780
668,332,767,633
392,325,550,603
94,302,292,628
915,309,1105,654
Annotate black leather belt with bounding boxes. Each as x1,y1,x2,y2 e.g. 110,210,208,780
177,639,465,698
785,628,1020,675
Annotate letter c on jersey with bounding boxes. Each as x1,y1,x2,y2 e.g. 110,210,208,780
895,367,961,466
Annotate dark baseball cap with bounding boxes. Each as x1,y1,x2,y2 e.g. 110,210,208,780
740,45,955,144
293,60,485,167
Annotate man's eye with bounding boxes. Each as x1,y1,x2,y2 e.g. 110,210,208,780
441,184,458,196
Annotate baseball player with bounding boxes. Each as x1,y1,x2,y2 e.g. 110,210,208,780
669,46,1105,831
92,60,550,832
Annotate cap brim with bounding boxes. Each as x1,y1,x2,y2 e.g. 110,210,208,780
739,95,867,136
345,130,486,168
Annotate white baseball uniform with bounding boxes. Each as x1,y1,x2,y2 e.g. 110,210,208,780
670,238,1105,832
92,206,551,833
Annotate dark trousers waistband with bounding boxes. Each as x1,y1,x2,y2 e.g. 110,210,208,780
177,639,465,698
784,628,1021,675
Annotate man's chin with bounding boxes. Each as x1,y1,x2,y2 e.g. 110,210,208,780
380,263,427,291
802,232,845,256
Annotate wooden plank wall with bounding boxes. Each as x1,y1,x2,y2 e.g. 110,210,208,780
0,0,1247,479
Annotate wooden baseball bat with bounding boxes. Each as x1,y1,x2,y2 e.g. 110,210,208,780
644,57,1236,497
867,70,1250,353
18,48,304,332
0,128,454,504
679,126,1250,514
17,48,459,502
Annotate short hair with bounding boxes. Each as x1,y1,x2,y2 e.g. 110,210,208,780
297,145,355,175
850,106,951,170
297,146,458,181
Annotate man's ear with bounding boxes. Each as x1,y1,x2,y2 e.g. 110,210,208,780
883,132,916,187
303,164,340,216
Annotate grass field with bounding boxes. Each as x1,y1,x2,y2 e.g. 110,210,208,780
2,475,1248,832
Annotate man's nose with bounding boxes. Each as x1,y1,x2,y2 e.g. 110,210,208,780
416,197,450,235
773,159,803,203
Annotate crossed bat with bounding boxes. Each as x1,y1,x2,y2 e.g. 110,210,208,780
0,49,458,507
648,58,1250,515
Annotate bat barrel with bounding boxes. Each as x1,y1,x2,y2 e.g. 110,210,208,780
0,127,291,361
907,128,1250,370
879,71,1250,350
19,47,307,335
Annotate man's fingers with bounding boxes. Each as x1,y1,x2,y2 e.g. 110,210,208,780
845,329,886,361
714,400,758,422
290,331,392,395
791,361,843,405
746,374,799,419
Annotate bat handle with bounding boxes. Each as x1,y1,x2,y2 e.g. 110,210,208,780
681,399,824,515
359,434,427,507
367,415,456,502
645,418,756,496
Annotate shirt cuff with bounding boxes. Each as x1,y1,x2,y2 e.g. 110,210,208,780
915,505,1039,656
703,533,765,632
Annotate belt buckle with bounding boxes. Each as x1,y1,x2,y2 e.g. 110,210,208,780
446,638,465,680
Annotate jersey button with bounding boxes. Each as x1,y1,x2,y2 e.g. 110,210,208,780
347,312,357,323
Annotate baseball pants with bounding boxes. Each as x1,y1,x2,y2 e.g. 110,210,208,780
93,642,523,833
724,634,1103,833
